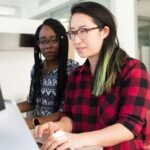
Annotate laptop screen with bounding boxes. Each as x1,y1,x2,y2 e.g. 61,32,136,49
0,88,5,111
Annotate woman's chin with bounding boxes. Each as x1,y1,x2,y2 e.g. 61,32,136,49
78,54,87,58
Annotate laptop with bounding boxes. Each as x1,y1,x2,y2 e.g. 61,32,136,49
0,88,39,150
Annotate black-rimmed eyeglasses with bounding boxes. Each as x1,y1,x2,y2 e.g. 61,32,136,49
67,26,101,41
37,36,58,48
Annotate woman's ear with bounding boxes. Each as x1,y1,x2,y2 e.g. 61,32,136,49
102,26,110,39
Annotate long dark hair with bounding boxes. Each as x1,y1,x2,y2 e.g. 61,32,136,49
71,2,128,96
29,18,68,111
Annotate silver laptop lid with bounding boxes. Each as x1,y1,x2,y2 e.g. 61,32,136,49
0,94,39,150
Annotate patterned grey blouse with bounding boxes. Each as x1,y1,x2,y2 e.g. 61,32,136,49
28,59,79,117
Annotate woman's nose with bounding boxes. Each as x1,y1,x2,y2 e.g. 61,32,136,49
73,34,82,44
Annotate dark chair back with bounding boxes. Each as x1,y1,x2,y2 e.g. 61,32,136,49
0,88,5,111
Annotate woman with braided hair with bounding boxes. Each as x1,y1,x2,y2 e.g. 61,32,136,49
18,18,79,129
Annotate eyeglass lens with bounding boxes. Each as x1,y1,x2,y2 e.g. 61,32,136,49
38,36,58,47
68,27,100,41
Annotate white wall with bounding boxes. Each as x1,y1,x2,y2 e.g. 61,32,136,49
0,17,42,34
0,50,33,102
111,0,138,58
0,17,42,101
141,46,150,72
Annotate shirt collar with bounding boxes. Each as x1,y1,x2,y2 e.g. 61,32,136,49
79,59,91,73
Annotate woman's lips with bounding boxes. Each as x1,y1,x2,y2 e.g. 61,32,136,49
44,52,56,56
76,47,86,53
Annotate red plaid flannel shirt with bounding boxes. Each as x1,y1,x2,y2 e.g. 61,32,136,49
63,58,150,150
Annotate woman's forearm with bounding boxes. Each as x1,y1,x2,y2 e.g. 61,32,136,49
78,123,134,147
17,101,33,112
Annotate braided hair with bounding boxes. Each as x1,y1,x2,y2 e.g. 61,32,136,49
29,18,68,112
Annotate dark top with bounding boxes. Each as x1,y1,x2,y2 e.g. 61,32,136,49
28,59,79,117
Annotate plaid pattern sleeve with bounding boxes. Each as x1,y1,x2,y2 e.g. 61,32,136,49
62,58,150,150
117,58,150,147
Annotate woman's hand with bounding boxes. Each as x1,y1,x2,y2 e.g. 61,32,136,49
41,130,71,150
34,122,61,138
41,131,84,150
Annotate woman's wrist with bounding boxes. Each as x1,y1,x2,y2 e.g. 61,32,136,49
58,117,73,132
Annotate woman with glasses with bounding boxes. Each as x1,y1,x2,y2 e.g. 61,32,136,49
34,2,150,150
17,18,79,129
